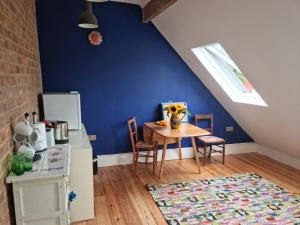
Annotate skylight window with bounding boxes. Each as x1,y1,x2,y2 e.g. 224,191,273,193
192,43,267,106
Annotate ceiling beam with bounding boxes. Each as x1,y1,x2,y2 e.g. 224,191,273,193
143,0,177,23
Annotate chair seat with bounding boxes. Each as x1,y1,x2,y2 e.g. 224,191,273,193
197,135,225,144
135,141,156,149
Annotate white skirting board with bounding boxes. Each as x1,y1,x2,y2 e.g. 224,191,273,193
97,142,257,167
255,144,300,170
97,142,300,170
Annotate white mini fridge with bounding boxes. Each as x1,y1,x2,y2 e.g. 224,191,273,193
43,92,82,130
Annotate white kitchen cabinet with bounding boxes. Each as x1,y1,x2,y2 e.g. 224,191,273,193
69,125,94,222
6,124,94,225
6,145,71,225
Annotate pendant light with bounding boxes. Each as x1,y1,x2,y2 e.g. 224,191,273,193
78,1,98,29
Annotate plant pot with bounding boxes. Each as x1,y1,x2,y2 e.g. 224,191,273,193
170,114,182,129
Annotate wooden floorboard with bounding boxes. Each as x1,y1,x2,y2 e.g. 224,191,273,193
72,152,300,225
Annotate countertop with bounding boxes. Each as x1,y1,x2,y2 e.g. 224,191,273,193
6,124,91,183
69,124,92,151
6,144,70,183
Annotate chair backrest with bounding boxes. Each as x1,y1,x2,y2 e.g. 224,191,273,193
195,114,214,134
128,117,139,153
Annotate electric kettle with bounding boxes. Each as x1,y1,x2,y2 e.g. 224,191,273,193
54,121,69,144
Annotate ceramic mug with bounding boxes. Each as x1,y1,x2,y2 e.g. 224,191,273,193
18,142,35,159
28,129,43,143
13,133,27,143
14,120,33,136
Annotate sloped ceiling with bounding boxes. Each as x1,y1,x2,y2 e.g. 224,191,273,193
120,0,300,158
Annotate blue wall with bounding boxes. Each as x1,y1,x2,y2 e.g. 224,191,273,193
36,1,252,155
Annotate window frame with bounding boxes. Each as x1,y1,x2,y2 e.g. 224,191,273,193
191,43,267,106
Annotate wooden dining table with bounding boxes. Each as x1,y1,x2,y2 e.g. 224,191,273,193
143,122,210,178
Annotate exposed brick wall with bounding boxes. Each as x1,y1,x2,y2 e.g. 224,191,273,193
0,0,42,224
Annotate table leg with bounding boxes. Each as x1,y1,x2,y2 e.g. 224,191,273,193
191,137,201,174
159,137,168,178
178,138,182,160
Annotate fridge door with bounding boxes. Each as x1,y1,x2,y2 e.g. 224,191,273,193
43,93,82,130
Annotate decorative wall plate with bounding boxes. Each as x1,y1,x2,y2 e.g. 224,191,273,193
88,31,103,46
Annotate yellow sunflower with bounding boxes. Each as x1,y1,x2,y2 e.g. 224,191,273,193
169,104,178,115
164,103,191,118
176,104,184,111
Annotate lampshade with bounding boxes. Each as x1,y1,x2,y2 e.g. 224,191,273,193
78,1,99,29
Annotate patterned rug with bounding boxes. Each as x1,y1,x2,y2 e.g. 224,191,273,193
146,173,300,224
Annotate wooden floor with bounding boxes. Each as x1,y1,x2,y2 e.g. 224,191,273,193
73,152,300,225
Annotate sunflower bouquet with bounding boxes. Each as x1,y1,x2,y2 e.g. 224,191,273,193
164,103,191,129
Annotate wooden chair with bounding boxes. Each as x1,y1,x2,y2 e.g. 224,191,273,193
195,114,225,166
128,117,158,173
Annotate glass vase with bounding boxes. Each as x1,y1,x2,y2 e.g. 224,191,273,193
170,114,182,129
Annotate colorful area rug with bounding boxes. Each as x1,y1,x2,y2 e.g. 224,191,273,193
146,173,300,224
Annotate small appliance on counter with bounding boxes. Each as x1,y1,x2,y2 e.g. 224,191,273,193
44,120,69,145
54,121,69,144
43,92,82,130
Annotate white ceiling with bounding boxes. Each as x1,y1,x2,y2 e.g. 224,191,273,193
118,0,300,158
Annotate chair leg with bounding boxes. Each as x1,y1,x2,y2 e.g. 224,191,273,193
132,152,137,167
155,147,158,167
222,143,225,164
146,149,150,164
134,150,139,167
203,144,207,166
208,145,212,158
